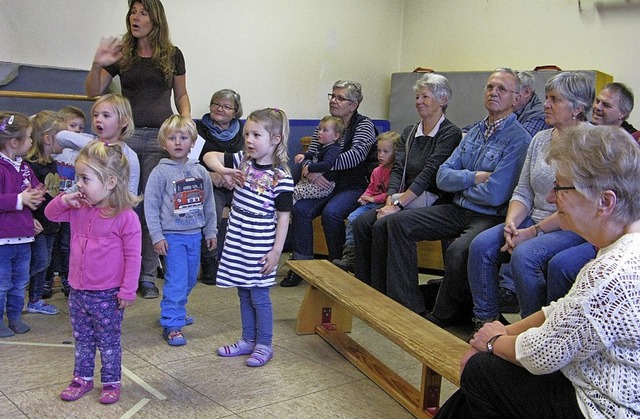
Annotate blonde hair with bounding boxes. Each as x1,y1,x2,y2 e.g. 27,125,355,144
245,108,290,173
547,125,640,224
59,106,86,123
0,112,31,151
377,131,400,151
91,94,135,141
27,111,65,165
320,115,345,137
75,141,142,217
122,0,175,85
158,115,197,147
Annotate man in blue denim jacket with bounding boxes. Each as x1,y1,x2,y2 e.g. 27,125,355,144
380,68,531,326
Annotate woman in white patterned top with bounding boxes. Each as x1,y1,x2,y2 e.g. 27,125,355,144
436,125,640,419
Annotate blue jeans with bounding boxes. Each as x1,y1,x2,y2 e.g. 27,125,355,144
238,287,273,346
546,242,596,303
344,203,380,246
160,233,201,329
292,187,363,261
29,233,56,300
0,243,31,321
468,220,586,319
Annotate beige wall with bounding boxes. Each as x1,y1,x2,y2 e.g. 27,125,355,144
401,0,640,127
2,0,639,126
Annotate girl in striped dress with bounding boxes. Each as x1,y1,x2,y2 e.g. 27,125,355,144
203,108,293,367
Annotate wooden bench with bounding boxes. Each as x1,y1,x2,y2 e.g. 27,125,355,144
286,259,469,418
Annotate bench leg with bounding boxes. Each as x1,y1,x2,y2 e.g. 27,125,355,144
296,285,353,335
420,364,442,415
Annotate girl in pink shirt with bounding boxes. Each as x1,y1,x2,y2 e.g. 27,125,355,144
45,141,142,405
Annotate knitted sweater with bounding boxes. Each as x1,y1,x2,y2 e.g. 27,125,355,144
516,233,640,418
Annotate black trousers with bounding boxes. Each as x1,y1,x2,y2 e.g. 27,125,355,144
435,352,585,419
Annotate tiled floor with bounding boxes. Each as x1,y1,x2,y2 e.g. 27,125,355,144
0,262,462,418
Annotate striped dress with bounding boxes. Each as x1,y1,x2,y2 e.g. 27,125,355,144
216,152,294,288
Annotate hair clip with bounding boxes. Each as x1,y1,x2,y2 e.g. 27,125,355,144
0,114,14,133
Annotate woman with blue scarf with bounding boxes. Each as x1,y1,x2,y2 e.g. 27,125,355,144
196,89,244,284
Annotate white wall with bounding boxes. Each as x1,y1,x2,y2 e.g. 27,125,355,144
2,0,639,127
401,0,640,127
1,1,403,120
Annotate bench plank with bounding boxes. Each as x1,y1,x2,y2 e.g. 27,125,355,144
287,259,469,418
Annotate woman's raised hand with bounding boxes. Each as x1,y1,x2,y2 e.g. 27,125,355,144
93,37,124,68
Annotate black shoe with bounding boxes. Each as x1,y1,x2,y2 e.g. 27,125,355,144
280,270,303,287
498,288,520,313
139,282,159,299
422,311,454,328
42,285,53,299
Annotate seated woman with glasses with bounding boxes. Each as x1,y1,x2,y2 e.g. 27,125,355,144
466,72,595,336
280,80,377,287
436,125,640,418
195,89,244,285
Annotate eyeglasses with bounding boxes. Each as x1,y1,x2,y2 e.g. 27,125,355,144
211,102,236,112
328,93,352,103
484,83,517,95
552,182,577,195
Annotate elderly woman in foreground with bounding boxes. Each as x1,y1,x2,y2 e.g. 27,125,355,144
435,125,640,418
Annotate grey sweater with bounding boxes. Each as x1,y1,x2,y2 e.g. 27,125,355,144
144,158,217,245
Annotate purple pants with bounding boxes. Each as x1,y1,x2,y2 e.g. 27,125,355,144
68,287,123,383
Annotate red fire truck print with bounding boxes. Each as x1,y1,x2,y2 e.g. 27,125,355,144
173,177,205,215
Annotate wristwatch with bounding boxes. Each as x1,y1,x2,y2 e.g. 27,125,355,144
486,334,503,354
392,199,404,210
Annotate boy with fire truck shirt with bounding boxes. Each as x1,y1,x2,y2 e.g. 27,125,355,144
144,115,217,346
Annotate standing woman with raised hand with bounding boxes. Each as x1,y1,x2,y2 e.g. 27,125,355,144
85,0,191,299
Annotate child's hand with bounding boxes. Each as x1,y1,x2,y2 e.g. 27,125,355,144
221,168,245,188
358,195,373,205
20,185,46,210
118,297,135,309
205,238,217,252
259,249,281,275
294,154,305,164
93,37,123,68
153,240,169,256
34,219,44,235
61,191,92,208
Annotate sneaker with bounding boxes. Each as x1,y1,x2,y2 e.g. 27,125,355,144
61,280,70,298
217,339,255,357
246,344,273,367
280,270,303,287
27,299,60,315
332,245,355,272
139,281,159,299
498,288,520,314
61,377,94,401
163,328,187,346
99,383,121,404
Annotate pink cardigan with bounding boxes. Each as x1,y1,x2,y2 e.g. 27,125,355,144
44,195,141,301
